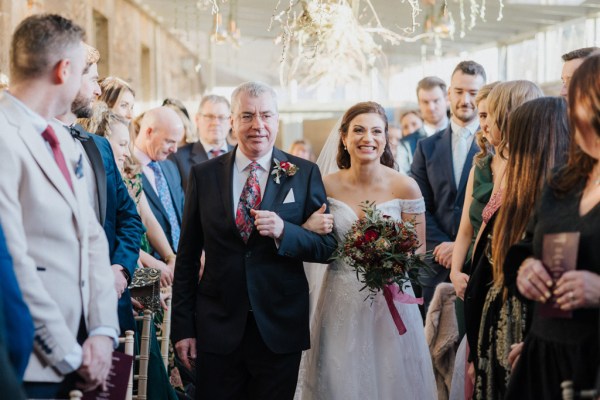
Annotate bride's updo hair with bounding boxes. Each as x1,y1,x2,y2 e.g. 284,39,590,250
336,101,395,169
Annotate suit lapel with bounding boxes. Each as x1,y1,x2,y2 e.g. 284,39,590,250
80,134,107,226
191,142,209,165
437,127,456,194
10,115,79,215
218,151,240,240
260,148,287,212
457,139,479,194
141,173,168,218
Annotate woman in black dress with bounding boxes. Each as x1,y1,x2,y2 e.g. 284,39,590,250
505,54,600,399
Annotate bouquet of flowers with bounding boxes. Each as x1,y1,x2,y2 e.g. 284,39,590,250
334,200,428,334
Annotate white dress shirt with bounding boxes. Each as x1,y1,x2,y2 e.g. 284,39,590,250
200,139,229,159
450,119,479,187
423,117,449,137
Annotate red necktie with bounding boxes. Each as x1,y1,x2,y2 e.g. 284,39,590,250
41,125,73,192
235,162,261,243
210,148,223,159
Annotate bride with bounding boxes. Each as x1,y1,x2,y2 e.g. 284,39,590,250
296,102,437,399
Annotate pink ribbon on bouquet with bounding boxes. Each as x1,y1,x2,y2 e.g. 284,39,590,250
382,284,423,335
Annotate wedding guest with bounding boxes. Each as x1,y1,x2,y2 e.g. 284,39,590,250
505,53,600,400
463,81,543,397
0,14,118,398
169,95,234,191
411,61,486,313
163,97,196,146
400,109,424,137
560,47,598,99
289,139,316,161
396,110,426,174
416,76,449,136
172,81,336,400
98,76,135,121
58,44,143,335
476,96,569,399
296,101,436,399
450,82,498,335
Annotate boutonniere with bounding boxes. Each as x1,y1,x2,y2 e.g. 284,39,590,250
271,158,299,184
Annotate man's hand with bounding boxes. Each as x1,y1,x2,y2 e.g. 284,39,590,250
76,336,114,392
251,209,284,239
450,271,469,300
175,338,197,371
302,204,334,235
111,264,128,299
433,242,454,268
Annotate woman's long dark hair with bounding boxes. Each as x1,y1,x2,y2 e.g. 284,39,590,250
551,53,600,194
491,97,570,286
336,101,395,169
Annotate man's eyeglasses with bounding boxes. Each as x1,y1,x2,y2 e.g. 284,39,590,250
202,114,229,122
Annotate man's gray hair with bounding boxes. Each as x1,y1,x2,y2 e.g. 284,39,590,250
231,82,278,114
198,94,230,113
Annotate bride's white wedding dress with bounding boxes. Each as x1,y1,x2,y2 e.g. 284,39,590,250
296,197,437,400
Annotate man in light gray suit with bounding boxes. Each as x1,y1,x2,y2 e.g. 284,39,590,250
0,14,119,399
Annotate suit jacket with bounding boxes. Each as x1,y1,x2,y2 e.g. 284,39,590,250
168,141,235,192
0,294,26,399
401,128,427,156
171,147,337,355
141,159,184,252
410,125,479,250
74,126,143,331
0,222,34,379
0,93,119,382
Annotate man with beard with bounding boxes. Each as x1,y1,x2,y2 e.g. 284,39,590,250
56,44,143,333
411,61,486,312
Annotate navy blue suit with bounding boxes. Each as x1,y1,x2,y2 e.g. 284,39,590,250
75,126,143,331
168,141,234,193
172,147,336,399
0,221,34,381
410,125,479,308
141,160,185,252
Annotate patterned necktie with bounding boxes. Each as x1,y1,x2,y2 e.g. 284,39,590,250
42,125,73,192
148,161,180,250
453,127,470,188
236,162,262,243
209,148,223,159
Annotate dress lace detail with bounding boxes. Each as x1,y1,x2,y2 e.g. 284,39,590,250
295,197,436,400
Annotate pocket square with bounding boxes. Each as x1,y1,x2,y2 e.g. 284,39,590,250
283,188,295,204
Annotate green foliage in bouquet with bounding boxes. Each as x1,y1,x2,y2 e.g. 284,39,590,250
333,200,429,300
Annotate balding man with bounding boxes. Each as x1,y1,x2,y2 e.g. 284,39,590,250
134,107,185,252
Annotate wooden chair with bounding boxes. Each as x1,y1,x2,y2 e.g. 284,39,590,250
118,329,135,400
133,309,153,400
157,287,172,370
69,390,83,400
561,380,598,400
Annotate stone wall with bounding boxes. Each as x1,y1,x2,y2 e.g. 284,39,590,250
0,0,202,105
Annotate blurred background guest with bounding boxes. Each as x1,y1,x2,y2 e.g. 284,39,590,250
396,110,425,174
98,76,135,122
289,139,316,161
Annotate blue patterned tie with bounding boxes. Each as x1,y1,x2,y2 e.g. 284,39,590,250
148,161,180,250
236,162,262,243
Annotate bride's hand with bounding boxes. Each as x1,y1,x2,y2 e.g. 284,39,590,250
302,204,334,235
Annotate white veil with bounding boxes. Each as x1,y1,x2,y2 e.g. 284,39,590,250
297,117,343,399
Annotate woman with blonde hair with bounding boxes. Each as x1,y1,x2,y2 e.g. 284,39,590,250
462,80,544,398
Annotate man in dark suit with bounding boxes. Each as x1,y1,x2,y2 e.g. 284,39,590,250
172,82,336,400
411,60,486,312
169,95,234,192
134,107,185,252
56,44,143,332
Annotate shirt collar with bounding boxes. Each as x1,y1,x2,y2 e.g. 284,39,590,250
134,146,153,167
4,91,48,134
450,118,479,137
200,138,228,154
235,148,273,174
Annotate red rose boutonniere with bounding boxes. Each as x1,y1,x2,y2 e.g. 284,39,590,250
271,158,299,184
